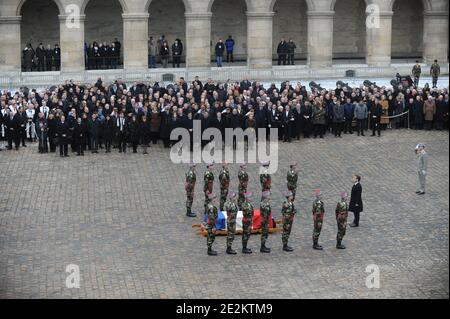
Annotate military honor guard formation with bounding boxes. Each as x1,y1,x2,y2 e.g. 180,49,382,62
185,161,363,256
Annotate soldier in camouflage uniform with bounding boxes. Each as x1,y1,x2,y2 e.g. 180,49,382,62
335,192,349,250
205,192,219,256
430,60,440,88
412,61,422,87
312,189,325,250
260,190,272,253
286,161,298,201
203,163,214,215
241,192,254,254
219,162,231,211
238,163,249,210
281,190,297,252
185,164,197,217
224,191,238,255
260,161,271,201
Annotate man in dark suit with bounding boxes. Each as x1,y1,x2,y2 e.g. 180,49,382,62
349,175,363,227
4,110,21,150
56,115,70,157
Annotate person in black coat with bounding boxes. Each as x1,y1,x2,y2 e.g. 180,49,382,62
73,117,87,156
215,40,225,67
349,175,363,227
4,110,21,150
139,115,151,154
277,38,289,65
102,114,115,153
45,44,53,71
56,115,70,157
116,112,128,153
47,113,57,152
282,105,295,142
370,99,382,137
171,39,183,68
18,108,28,147
36,43,46,72
128,115,140,153
88,113,101,153
53,44,61,71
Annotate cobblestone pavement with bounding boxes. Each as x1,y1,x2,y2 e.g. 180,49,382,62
0,129,448,299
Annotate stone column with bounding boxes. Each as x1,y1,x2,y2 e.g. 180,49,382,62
247,11,274,69
185,12,212,69
307,11,334,68
366,11,393,67
59,14,85,73
122,13,149,70
0,16,22,72
423,11,449,65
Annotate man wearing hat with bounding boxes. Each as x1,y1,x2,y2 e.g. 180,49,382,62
238,163,249,210
219,163,231,211
412,60,422,87
260,191,272,253
312,189,325,250
203,163,214,215
205,193,219,256
287,161,298,201
415,144,428,195
224,191,239,255
185,164,197,217
281,191,297,252
242,192,254,254
260,161,272,200
335,192,349,249
430,60,440,88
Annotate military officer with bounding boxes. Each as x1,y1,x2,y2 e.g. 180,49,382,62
205,192,219,256
238,162,249,210
219,162,230,211
312,189,325,250
281,190,297,252
241,192,254,254
224,191,238,255
430,60,440,88
260,190,272,253
412,60,422,87
260,161,271,200
335,192,349,249
185,164,197,217
287,161,298,200
203,163,214,215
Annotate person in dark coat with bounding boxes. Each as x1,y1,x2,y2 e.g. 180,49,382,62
88,113,100,153
277,38,288,65
128,115,140,153
160,107,171,148
343,98,355,134
56,115,70,157
53,44,61,71
36,43,46,72
116,112,128,153
349,175,363,227
282,105,295,142
435,95,447,130
370,99,382,137
45,44,53,71
73,117,87,156
139,115,152,154
18,107,28,147
171,39,183,68
102,113,115,153
287,39,296,65
47,113,57,152
160,42,170,68
4,110,21,150
413,96,424,130
23,43,35,72
35,113,48,153
215,39,225,67
300,101,313,138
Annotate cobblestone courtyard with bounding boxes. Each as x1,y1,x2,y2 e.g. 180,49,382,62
0,129,448,299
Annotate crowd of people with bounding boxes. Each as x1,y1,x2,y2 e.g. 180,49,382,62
85,38,122,70
0,75,448,156
22,43,61,72
148,36,184,69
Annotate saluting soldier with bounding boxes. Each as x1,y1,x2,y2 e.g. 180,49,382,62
312,189,325,250
335,192,349,249
237,162,249,210
185,164,197,217
430,59,440,88
242,192,254,254
205,193,219,256
219,162,230,211
281,190,297,252
260,190,272,253
412,60,422,87
260,161,271,200
203,163,214,215
224,191,238,255
287,161,298,200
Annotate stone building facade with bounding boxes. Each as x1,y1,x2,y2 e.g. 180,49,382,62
0,0,448,84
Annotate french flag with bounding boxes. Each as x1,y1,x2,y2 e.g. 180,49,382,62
204,210,275,231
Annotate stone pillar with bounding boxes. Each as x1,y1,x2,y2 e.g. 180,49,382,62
307,11,334,68
366,11,393,67
122,13,149,70
185,12,212,69
247,11,274,69
0,16,22,72
59,14,85,73
423,11,449,65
